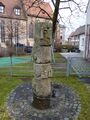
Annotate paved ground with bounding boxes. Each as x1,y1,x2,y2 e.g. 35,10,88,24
79,77,90,84
52,63,66,71
60,52,90,78
60,52,83,59
7,83,81,120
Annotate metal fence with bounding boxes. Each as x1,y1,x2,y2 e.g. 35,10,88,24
66,57,90,77
0,56,33,77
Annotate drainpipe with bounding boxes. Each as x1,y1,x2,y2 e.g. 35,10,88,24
84,23,88,59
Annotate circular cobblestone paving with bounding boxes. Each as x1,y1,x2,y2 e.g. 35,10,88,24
7,83,81,120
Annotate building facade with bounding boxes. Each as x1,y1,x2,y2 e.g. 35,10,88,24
0,0,52,53
60,25,66,44
68,25,85,52
0,0,27,47
84,0,90,60
54,24,66,46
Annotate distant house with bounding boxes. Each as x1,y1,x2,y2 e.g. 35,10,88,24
68,32,77,46
68,25,85,52
60,25,66,44
84,0,90,60
0,0,53,50
55,24,66,45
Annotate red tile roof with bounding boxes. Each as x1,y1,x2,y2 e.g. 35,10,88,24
23,0,53,19
0,0,53,20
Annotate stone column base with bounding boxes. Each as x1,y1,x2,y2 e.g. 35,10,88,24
32,93,51,110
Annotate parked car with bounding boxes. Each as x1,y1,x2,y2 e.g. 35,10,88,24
14,43,25,48
70,48,80,53
24,46,33,53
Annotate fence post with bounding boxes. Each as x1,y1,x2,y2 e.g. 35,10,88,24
9,56,13,77
66,57,71,77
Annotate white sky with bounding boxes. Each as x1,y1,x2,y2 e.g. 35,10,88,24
45,0,89,39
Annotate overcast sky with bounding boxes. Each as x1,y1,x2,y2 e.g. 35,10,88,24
45,0,89,39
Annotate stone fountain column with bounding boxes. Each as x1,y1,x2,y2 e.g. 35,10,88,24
32,22,52,109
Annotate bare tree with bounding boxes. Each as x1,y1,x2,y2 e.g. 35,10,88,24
24,0,86,63
24,0,86,39
5,19,26,55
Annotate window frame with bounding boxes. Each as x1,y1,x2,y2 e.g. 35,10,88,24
81,38,84,46
14,8,21,16
14,22,19,44
29,22,34,38
0,20,5,43
0,4,5,13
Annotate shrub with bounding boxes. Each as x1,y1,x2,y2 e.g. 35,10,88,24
54,43,62,52
5,40,15,57
54,44,79,53
16,47,26,56
0,52,4,57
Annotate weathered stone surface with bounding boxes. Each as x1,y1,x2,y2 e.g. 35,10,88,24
32,78,51,97
32,22,52,109
40,29,51,46
35,22,52,46
33,46,52,63
34,63,52,79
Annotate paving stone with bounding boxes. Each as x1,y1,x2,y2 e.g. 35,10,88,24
7,83,81,120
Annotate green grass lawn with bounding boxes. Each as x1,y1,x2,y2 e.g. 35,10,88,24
0,53,90,120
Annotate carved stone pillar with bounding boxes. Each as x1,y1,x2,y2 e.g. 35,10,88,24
32,22,52,109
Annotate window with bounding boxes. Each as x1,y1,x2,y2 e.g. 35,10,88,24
14,8,21,16
29,23,33,38
0,2,5,13
81,38,84,46
14,22,19,43
60,36,62,39
0,6,4,13
0,20,5,42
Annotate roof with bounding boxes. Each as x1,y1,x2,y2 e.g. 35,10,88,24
68,32,75,38
0,0,52,20
0,0,26,20
23,0,53,19
74,25,85,36
85,0,90,13
69,25,85,38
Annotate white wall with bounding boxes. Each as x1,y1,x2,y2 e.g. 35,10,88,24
86,0,90,24
84,0,90,59
79,34,85,51
60,26,66,44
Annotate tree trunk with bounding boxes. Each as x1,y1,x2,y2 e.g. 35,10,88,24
52,0,60,63
52,0,60,40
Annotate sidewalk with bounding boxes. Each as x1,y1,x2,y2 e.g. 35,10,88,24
60,52,90,78
60,52,83,59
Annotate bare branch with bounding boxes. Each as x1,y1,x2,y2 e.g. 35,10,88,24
23,0,87,41
60,0,72,3
51,0,55,6
59,7,72,12
58,13,66,25
71,0,79,5
38,6,53,20
26,0,43,12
